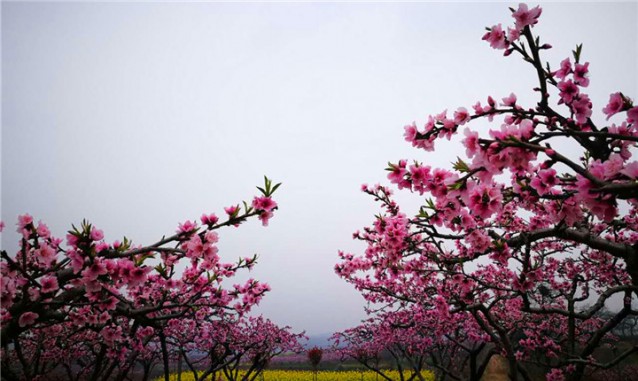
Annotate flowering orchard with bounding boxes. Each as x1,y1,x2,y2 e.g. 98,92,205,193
0,178,305,381
158,369,435,381
335,3,637,381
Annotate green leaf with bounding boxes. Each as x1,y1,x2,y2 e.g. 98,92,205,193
259,176,281,196
506,135,521,144
452,157,470,173
572,43,583,63
120,237,131,251
447,181,464,191
139,252,154,264
155,264,166,277
264,176,272,194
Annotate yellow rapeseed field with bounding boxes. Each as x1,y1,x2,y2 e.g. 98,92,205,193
159,369,435,381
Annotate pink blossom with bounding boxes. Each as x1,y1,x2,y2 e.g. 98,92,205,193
17,214,33,230
224,205,240,216
501,93,517,107
18,312,38,327
403,123,417,143
507,27,520,42
463,129,480,157
177,220,197,234
258,211,274,227
35,244,57,267
0,221,4,232
546,368,565,381
573,62,589,87
82,259,108,281
66,233,79,248
95,242,109,253
138,326,154,338
428,168,454,197
101,296,119,311
602,154,624,179
36,222,50,238
98,311,110,324
101,325,123,345
116,258,134,278
512,3,542,30
574,174,617,221
518,119,535,139
627,106,638,123
441,118,456,139
557,80,579,104
252,196,277,212
128,266,151,287
434,109,447,122
466,230,491,253
387,160,407,184
603,92,625,119
571,94,592,124
482,24,508,50
465,182,503,219
0,278,15,308
530,168,557,195
554,58,572,80
200,213,219,226
186,234,219,260
68,250,85,274
17,214,33,237
90,228,104,241
410,165,431,194
620,161,638,179
185,235,206,258
453,107,471,125
28,287,40,301
204,230,219,244
40,275,59,294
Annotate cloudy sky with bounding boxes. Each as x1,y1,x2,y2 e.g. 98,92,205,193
2,1,637,337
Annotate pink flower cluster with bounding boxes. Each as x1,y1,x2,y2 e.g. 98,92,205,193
482,4,541,52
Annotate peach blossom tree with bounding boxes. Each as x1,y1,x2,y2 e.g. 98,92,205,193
336,4,637,381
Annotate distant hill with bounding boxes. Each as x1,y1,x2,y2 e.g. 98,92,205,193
305,332,333,348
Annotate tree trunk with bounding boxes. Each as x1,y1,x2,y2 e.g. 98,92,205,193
159,331,170,381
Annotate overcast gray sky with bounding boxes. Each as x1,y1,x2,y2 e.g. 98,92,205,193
2,1,637,337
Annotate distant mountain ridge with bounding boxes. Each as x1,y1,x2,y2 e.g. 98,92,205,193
304,333,333,348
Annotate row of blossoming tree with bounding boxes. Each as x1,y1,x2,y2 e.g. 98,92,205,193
0,178,306,381
335,4,637,381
